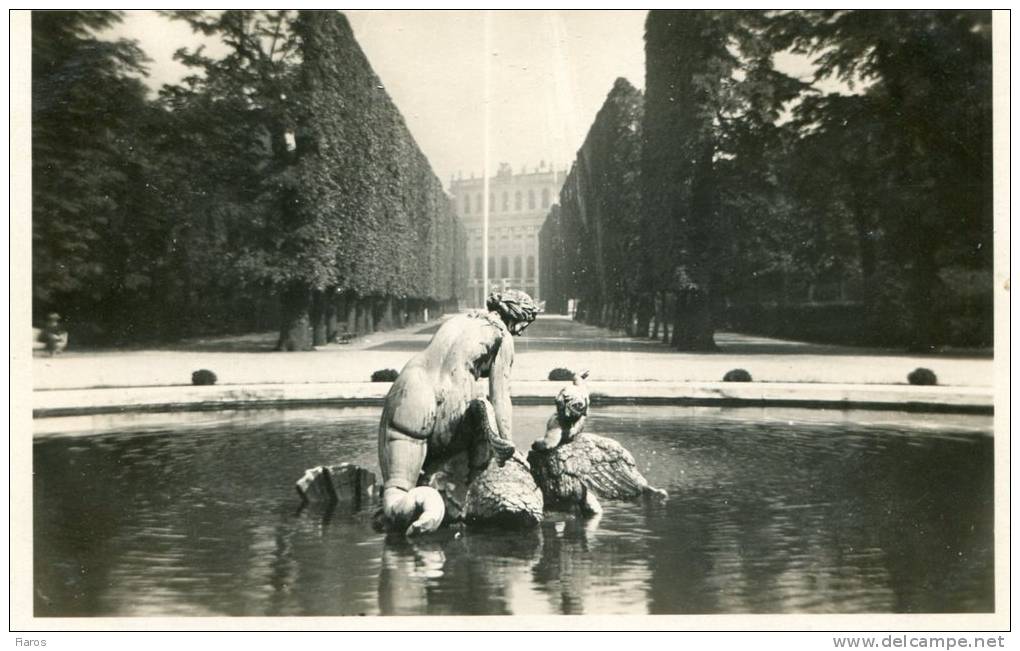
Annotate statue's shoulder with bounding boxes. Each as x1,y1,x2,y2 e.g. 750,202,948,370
466,309,509,336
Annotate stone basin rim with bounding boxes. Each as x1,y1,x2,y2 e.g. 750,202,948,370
32,380,994,418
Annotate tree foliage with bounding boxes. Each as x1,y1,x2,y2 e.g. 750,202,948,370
543,9,993,350
32,11,152,336
32,10,467,348
542,78,644,331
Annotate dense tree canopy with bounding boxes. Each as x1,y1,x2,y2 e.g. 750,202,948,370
32,11,152,336
32,10,467,348
31,10,993,350
544,9,993,350
541,78,644,332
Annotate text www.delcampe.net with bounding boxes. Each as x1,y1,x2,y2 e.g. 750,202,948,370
834,636,1006,649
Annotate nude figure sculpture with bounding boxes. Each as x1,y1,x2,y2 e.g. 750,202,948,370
378,290,540,536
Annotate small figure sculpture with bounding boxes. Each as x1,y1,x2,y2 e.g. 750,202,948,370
378,290,540,536
531,370,591,451
40,312,68,356
528,371,668,515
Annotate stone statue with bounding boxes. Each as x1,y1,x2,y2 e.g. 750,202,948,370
456,384,554,527
528,371,668,515
531,370,591,451
463,454,544,528
379,290,539,536
40,312,68,356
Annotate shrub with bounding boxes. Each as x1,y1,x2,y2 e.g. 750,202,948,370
723,368,752,382
371,368,399,382
907,368,937,386
548,367,575,381
192,369,217,386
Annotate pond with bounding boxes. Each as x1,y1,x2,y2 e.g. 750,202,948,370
33,405,994,616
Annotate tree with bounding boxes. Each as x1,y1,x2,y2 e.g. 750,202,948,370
165,10,328,350
554,78,644,332
641,10,804,349
32,11,153,339
292,11,466,343
777,10,992,349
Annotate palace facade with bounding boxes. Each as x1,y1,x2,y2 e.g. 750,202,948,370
449,162,566,308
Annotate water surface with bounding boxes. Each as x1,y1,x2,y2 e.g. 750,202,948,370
33,406,994,616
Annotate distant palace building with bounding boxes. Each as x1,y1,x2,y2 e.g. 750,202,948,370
449,162,566,307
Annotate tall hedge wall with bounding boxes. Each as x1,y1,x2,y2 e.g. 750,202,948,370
540,78,645,330
282,11,467,349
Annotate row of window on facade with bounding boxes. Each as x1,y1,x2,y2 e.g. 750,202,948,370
474,256,536,280
470,225,539,240
462,187,552,215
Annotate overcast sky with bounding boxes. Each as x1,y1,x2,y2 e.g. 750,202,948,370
109,10,826,189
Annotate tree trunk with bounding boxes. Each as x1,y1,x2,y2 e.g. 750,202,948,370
326,293,340,342
360,297,375,333
672,289,717,351
311,290,327,347
355,298,369,334
852,202,880,330
660,293,672,343
379,296,395,330
906,238,940,352
345,295,358,334
276,283,313,351
650,294,661,339
669,293,682,347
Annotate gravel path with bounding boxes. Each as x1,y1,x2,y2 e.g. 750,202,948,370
31,314,994,390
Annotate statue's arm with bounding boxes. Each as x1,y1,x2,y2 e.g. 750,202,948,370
532,414,564,450
566,414,587,440
488,334,514,440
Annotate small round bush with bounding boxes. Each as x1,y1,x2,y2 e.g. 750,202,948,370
907,367,937,386
371,368,399,382
192,369,217,386
723,368,752,382
548,367,575,381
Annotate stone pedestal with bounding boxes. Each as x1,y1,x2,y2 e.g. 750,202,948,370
464,458,544,527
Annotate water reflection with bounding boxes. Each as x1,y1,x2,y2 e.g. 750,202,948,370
33,406,994,616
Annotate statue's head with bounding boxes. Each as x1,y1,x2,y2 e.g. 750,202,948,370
487,289,539,335
555,370,590,420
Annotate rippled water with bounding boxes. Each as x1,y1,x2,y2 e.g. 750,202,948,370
33,406,994,616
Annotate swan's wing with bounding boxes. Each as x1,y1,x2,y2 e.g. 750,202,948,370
576,435,649,500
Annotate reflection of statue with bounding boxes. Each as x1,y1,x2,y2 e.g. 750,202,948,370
378,537,449,615
379,290,539,536
532,516,602,614
529,371,668,515
377,528,543,615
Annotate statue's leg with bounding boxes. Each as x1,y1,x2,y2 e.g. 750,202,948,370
381,432,446,536
462,398,516,482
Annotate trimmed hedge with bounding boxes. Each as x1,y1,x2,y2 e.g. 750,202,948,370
371,368,399,382
541,78,644,331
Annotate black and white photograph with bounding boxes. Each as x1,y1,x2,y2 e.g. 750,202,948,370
11,8,1008,632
